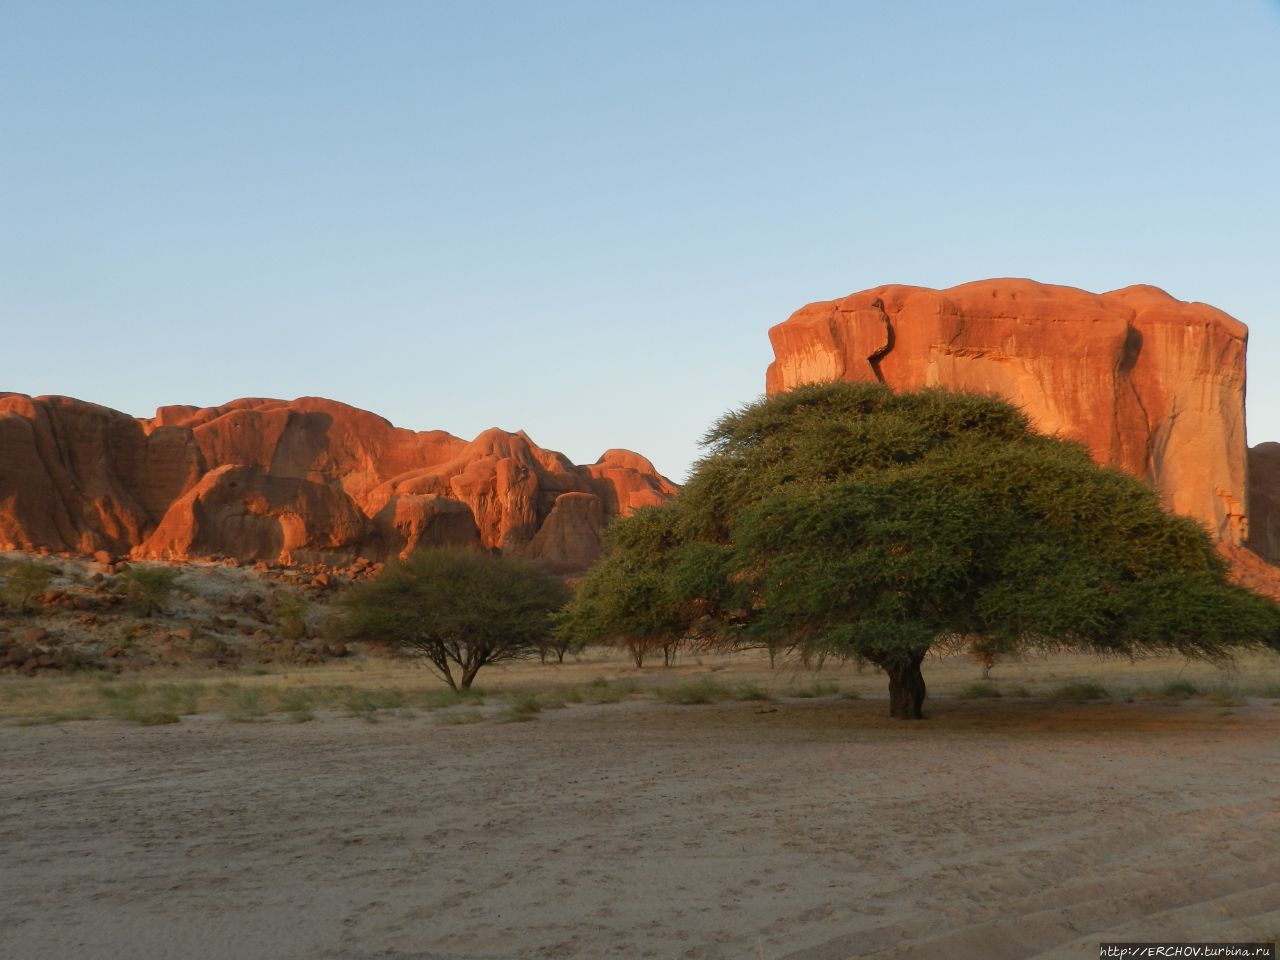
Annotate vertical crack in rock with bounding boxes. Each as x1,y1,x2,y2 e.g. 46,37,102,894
867,298,895,385
1117,323,1154,478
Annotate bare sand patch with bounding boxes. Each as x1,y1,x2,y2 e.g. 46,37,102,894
2,651,1279,959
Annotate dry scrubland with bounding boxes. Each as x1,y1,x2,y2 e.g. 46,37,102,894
3,649,1280,960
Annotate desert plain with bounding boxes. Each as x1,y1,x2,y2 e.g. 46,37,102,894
3,649,1279,960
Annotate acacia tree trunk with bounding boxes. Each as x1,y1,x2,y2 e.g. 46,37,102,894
883,652,927,719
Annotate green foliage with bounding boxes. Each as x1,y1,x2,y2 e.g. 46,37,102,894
0,558,53,614
412,687,485,711
555,505,732,663
339,548,569,690
957,681,1003,699
1160,679,1202,699
97,682,185,725
499,691,544,722
223,687,267,722
653,678,775,704
1049,680,1111,702
274,593,310,640
581,677,640,704
787,680,842,699
117,565,181,617
730,681,772,701
564,383,1280,718
655,679,732,704
277,689,316,722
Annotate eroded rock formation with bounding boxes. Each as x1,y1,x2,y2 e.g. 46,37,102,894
766,279,1251,545
0,394,677,571
1246,443,1280,564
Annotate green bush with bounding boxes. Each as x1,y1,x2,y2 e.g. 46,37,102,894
0,558,53,614
274,593,310,640
788,680,841,699
655,679,731,704
730,682,772,701
1049,680,1110,702
957,681,1002,699
224,687,267,722
117,566,181,616
1160,679,1202,699
499,691,545,722
581,678,639,704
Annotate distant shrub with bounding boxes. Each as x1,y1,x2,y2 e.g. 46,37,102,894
1049,680,1110,702
223,687,267,722
277,689,316,723
98,682,183,725
437,710,486,725
413,688,484,711
274,593,310,640
582,677,639,704
730,682,772,701
1160,679,1202,700
957,681,1002,699
499,691,545,722
788,681,841,699
655,679,731,704
0,558,53,614
117,566,181,616
153,682,203,716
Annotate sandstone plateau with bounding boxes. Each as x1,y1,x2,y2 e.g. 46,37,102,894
767,279,1261,553
0,395,677,572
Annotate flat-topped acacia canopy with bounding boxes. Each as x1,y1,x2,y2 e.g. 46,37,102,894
560,383,1280,718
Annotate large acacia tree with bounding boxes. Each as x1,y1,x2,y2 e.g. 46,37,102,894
560,383,1280,718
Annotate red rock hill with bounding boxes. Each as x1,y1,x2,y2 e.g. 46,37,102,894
766,279,1252,548
0,395,677,572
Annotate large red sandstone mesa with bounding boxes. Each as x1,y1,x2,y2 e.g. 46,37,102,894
766,279,1250,546
0,395,677,571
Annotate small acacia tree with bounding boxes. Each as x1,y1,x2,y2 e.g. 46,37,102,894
561,383,1280,718
339,547,569,690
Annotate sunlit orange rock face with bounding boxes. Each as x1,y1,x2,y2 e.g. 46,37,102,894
0,395,677,571
766,279,1250,546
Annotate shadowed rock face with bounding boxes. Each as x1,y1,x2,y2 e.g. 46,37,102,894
1246,443,1280,564
766,279,1252,546
0,395,677,572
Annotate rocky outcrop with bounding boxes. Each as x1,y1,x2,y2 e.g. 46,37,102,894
0,395,677,572
138,465,373,565
527,492,606,574
1246,444,1280,564
766,279,1251,545
0,393,205,555
370,494,481,559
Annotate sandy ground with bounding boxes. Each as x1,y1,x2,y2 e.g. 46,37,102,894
3,669,1279,960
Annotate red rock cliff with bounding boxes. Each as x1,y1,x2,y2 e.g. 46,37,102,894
766,279,1249,545
0,395,677,571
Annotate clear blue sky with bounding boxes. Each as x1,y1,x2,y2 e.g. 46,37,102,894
3,1,1278,481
